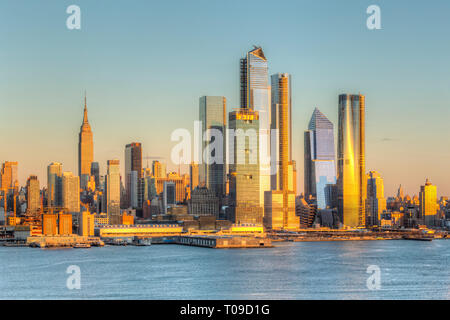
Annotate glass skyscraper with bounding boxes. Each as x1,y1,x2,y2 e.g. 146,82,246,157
228,108,262,225
240,47,271,207
337,94,366,227
199,96,226,198
125,142,142,209
304,108,336,210
366,171,386,226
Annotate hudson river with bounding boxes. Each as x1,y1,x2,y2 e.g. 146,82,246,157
1,240,448,299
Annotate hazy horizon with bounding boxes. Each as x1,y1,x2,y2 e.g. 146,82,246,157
1,0,450,197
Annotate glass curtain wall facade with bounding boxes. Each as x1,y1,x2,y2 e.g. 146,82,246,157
228,109,262,224
199,96,226,198
337,94,366,227
240,47,271,207
304,108,336,209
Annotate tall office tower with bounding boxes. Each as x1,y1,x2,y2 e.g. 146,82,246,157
337,94,366,227
90,162,100,189
78,96,94,189
366,171,386,226
105,160,121,220
62,172,80,214
419,179,438,227
47,162,63,207
240,46,271,207
264,74,299,230
163,181,176,214
190,162,199,193
125,143,142,208
270,73,297,192
143,175,157,202
1,161,18,192
152,160,166,178
199,96,226,197
228,108,262,225
304,108,337,209
26,175,40,214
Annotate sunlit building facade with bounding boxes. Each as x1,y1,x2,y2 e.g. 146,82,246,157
47,162,63,207
62,172,80,214
105,160,121,219
419,179,438,227
228,108,262,224
240,46,271,207
337,94,366,227
1,161,18,193
304,108,336,209
265,73,299,230
26,175,40,214
78,97,94,189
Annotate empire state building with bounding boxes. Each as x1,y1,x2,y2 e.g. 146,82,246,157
78,96,94,189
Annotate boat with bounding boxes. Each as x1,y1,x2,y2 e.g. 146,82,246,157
73,243,91,248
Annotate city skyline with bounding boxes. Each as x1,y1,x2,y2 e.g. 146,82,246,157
1,1,450,197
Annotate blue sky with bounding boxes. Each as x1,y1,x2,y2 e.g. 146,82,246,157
1,0,450,196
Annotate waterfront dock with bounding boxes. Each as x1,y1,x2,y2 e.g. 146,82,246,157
175,235,272,248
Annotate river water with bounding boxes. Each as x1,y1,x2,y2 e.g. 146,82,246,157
0,240,448,299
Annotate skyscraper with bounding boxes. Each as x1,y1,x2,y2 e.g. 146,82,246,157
90,162,100,189
228,108,262,224
419,179,438,227
78,96,94,189
152,160,166,178
199,96,226,198
105,160,121,220
366,171,386,226
337,94,366,227
1,161,18,192
62,172,80,214
270,73,297,193
264,73,299,230
240,46,271,207
26,175,40,214
125,142,142,208
190,162,199,193
304,108,336,209
47,162,63,207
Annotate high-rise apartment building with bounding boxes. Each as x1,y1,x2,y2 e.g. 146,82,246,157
47,162,63,207
304,108,336,209
228,108,262,224
78,96,94,189
105,160,121,220
26,175,40,214
199,96,226,198
337,94,366,227
62,172,80,214
419,179,438,227
366,171,386,226
240,46,271,207
270,73,297,193
264,73,299,230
